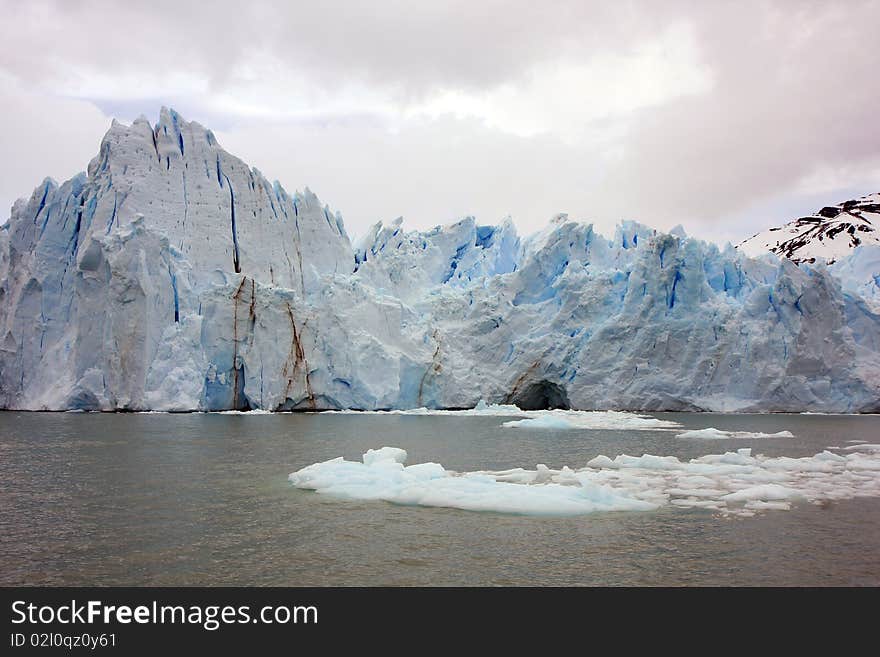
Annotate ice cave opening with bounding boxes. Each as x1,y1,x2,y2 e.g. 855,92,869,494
509,380,571,410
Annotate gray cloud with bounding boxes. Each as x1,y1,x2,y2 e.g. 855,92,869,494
1,0,878,243
594,1,880,235
0,1,660,96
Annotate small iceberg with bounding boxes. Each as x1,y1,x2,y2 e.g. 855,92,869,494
289,443,880,517
289,447,656,516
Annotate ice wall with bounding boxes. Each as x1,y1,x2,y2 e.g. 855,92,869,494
1,110,878,412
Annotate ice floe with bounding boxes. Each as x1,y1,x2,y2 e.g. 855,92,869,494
841,444,880,452
501,410,680,430
289,447,655,516
676,428,794,439
328,403,681,431
289,444,880,517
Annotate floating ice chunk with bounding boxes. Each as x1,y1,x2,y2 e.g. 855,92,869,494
363,446,408,465
402,462,447,478
722,484,803,503
744,500,791,511
677,428,794,439
586,454,684,470
289,446,656,516
677,428,731,439
502,415,574,429
290,444,880,517
329,405,681,431
502,410,681,431
671,499,725,510
814,450,847,463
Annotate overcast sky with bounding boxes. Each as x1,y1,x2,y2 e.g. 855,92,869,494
2,0,879,244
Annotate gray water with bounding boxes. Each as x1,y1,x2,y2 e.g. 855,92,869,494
0,411,878,586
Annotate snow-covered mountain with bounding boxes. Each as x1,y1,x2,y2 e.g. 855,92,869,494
2,109,879,413
738,193,880,264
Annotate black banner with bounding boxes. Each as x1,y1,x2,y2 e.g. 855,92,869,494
0,587,872,651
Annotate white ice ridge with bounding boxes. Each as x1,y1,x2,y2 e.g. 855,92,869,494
676,428,794,439
288,444,880,517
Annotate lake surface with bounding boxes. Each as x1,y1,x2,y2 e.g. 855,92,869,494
1,411,878,586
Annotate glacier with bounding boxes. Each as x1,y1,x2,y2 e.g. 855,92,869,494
1,108,879,413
